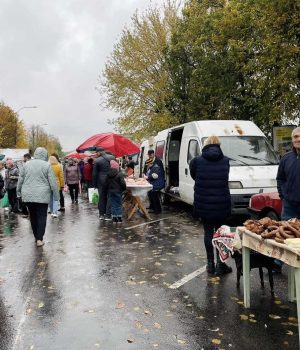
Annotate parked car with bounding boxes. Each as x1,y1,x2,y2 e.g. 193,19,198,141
248,192,282,220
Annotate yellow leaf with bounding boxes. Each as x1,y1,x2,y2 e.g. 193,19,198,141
135,321,143,329
177,339,188,345
288,317,298,323
269,314,281,320
38,302,44,308
154,322,161,329
212,339,221,345
240,314,248,320
249,319,257,323
286,330,293,336
116,302,125,309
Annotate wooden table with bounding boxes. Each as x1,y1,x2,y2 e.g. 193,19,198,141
238,227,300,344
123,184,153,220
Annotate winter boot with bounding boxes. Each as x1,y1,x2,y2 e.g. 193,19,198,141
215,254,232,276
206,260,215,274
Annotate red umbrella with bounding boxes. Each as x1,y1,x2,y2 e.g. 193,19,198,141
65,152,89,159
76,133,139,157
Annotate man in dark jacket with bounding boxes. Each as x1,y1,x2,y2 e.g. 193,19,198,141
92,148,115,220
276,127,300,219
190,136,232,275
145,158,165,214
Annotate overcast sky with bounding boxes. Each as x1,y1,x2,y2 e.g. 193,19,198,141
0,0,165,151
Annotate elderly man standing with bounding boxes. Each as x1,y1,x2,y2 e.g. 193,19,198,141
93,148,115,220
277,127,300,220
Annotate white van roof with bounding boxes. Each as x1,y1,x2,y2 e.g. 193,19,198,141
169,120,265,137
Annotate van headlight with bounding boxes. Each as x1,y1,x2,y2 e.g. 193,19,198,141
229,181,243,189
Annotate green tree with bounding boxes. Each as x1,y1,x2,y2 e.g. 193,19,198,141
101,1,180,141
166,0,300,134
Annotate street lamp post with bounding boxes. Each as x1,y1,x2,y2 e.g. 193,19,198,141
14,106,38,147
16,106,38,114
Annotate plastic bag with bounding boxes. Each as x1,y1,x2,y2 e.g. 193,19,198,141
0,193,9,208
88,188,99,204
92,192,99,205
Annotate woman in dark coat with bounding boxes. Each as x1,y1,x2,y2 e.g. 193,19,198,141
190,136,232,275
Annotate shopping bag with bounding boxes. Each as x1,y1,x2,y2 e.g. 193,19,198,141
92,192,99,205
88,188,99,203
63,184,68,193
0,193,9,208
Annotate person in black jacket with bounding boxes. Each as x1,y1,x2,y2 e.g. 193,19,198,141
277,127,300,219
93,148,115,220
190,135,232,275
107,160,126,223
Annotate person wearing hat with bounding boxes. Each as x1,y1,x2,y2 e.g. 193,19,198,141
145,157,165,214
5,159,19,213
92,148,115,220
143,150,165,211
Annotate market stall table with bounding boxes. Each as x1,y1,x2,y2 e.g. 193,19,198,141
238,226,300,344
123,183,153,220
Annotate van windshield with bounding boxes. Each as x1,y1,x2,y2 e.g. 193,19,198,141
202,136,279,166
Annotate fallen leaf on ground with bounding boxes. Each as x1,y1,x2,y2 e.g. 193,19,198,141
144,310,151,315
288,317,298,323
154,322,161,329
177,339,188,345
240,315,248,321
38,302,44,308
286,330,293,336
135,321,143,329
249,319,257,323
116,302,125,309
127,337,134,343
269,314,281,320
211,339,221,345
208,328,219,332
152,344,159,347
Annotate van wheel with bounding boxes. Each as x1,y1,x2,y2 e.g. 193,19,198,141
161,193,171,205
263,210,280,221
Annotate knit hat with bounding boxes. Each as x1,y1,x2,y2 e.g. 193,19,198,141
110,160,119,170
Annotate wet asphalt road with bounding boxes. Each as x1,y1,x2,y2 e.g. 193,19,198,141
0,196,298,350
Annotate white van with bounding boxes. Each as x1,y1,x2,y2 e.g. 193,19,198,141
137,120,279,214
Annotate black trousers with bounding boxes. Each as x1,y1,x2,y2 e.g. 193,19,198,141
148,190,162,213
7,188,18,212
68,184,79,201
59,190,65,208
202,219,224,261
26,203,48,241
97,185,111,216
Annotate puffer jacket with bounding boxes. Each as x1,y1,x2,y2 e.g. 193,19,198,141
190,144,231,220
106,168,126,193
5,166,19,190
52,163,64,189
64,165,81,185
17,147,59,203
147,163,165,191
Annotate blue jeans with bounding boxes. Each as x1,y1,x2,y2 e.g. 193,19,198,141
109,192,122,218
282,199,300,220
49,192,60,214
